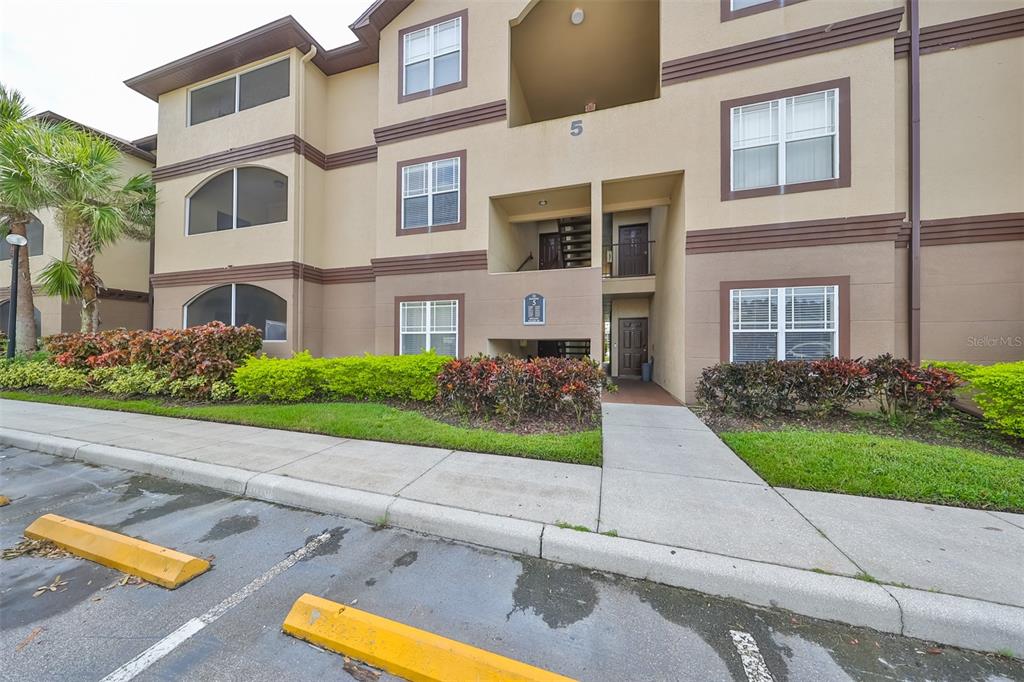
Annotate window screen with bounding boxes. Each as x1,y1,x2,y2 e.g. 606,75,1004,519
401,157,460,230
403,17,462,97
187,168,287,235
189,58,288,125
730,285,838,362
184,283,287,341
189,78,236,126
400,299,458,356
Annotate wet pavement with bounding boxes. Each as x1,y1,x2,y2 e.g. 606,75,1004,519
1,446,1021,681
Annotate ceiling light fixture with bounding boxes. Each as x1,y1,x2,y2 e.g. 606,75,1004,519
570,7,585,25
538,200,548,206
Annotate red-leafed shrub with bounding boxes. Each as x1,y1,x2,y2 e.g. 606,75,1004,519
436,355,603,425
865,354,962,419
44,322,263,383
802,357,872,415
696,354,961,420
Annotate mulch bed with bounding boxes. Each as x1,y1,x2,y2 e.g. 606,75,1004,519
694,406,1023,460
397,400,599,436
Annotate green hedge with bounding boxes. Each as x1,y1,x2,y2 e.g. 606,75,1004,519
927,360,1024,438
232,351,448,403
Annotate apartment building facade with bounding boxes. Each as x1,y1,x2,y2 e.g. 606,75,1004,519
0,114,155,338
127,0,1024,401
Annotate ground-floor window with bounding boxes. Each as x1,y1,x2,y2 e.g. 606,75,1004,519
399,298,458,355
729,284,838,362
183,283,287,341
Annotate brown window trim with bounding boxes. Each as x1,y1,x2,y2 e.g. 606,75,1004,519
396,149,467,236
718,275,850,362
394,293,465,357
721,0,810,22
398,9,469,104
721,77,851,202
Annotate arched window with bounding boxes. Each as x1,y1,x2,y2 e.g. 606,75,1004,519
1,217,44,260
0,300,42,338
186,167,288,235
183,284,287,341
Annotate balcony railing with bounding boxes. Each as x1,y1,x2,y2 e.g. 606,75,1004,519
602,241,655,278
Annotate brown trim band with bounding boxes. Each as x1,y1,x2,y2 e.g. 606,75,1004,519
98,288,150,303
394,293,465,357
896,212,1024,248
721,78,851,202
718,276,851,362
325,144,378,169
895,8,1024,57
152,250,487,288
374,100,506,145
687,213,905,254
663,7,904,86
720,0,809,23
396,150,467,235
372,249,487,277
151,135,378,182
398,9,469,104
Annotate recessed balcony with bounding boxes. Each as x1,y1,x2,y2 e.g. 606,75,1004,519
509,0,660,127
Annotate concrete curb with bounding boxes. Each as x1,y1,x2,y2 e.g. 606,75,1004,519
3,428,1022,658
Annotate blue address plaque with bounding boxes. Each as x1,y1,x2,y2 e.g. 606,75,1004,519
523,293,546,326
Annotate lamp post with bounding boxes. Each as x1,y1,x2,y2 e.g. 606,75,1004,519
5,232,28,359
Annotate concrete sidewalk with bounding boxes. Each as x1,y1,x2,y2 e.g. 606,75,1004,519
1,398,1022,657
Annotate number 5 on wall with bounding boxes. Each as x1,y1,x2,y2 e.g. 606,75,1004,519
570,120,583,137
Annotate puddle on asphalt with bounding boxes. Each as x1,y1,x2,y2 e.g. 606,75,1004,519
392,551,418,569
299,527,350,561
0,560,115,631
110,476,228,532
507,556,599,629
200,514,260,542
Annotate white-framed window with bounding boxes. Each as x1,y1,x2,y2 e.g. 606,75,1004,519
401,157,460,230
731,0,771,9
188,58,289,126
730,285,838,362
184,283,287,341
403,17,462,97
731,87,839,191
186,167,288,235
399,299,458,356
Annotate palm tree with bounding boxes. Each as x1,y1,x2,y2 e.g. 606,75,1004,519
0,84,64,352
39,129,155,332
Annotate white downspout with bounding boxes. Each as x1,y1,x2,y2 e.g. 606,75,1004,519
295,45,317,353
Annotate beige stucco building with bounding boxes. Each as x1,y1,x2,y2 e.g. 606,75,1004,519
0,114,155,338
125,0,1023,401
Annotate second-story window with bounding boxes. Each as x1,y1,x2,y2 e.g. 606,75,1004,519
731,87,839,192
401,13,465,100
188,58,289,126
401,155,461,231
187,167,288,235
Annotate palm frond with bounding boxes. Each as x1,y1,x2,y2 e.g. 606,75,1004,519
39,258,82,301
0,83,30,127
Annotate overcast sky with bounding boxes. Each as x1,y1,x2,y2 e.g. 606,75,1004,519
1,0,368,141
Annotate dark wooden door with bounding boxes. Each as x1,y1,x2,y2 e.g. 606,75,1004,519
539,233,561,270
618,224,649,276
618,318,648,376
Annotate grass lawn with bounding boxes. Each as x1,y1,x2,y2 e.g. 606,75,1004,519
720,430,1024,512
1,391,601,466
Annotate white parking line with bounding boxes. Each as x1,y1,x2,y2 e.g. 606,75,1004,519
729,629,775,682
100,531,333,682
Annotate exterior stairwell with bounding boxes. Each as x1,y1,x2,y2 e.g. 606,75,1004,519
558,217,592,268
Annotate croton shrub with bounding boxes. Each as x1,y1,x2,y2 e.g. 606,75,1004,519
0,322,264,398
436,355,604,425
697,354,961,420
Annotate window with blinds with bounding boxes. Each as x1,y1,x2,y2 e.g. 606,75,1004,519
402,157,460,230
400,299,458,356
731,88,838,191
403,17,462,97
730,285,838,362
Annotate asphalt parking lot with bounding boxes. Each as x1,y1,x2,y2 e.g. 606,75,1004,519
1,446,1022,682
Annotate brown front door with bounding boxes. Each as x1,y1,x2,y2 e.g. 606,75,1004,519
618,318,648,376
539,233,562,270
618,224,649,276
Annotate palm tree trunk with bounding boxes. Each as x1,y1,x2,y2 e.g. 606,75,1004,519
80,280,98,333
70,224,100,333
8,219,37,352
